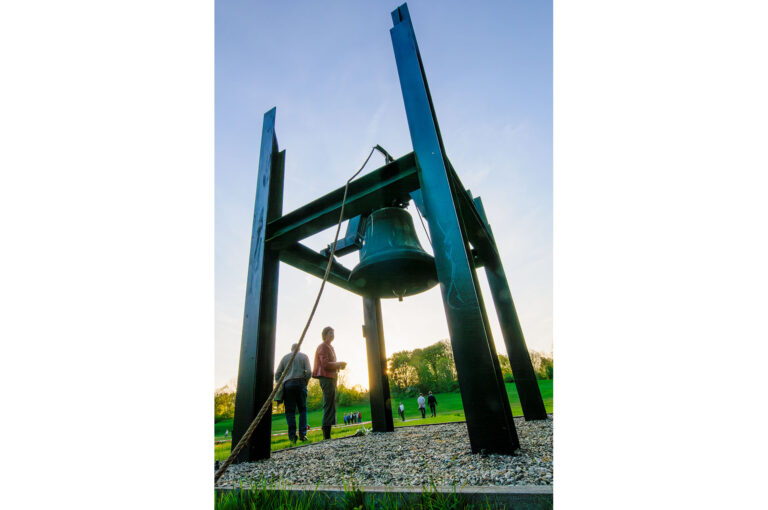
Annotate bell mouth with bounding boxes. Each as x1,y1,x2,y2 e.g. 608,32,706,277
349,250,438,299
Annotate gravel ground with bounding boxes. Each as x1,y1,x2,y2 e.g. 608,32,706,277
217,415,552,488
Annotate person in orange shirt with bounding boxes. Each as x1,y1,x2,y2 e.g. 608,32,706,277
312,326,347,440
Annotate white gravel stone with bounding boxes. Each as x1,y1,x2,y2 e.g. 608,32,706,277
216,415,553,489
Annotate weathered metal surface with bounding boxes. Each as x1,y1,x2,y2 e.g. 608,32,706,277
390,3,519,454
232,109,284,462
473,197,548,420
265,152,419,249
445,161,496,257
363,297,395,432
349,207,438,299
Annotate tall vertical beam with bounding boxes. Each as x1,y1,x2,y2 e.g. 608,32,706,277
390,4,519,454
474,197,548,420
469,260,519,426
363,297,394,432
232,108,285,461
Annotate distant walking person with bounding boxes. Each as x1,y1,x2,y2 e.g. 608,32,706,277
417,393,426,419
312,326,347,440
357,411,362,423
275,343,312,443
398,402,405,421
427,391,437,417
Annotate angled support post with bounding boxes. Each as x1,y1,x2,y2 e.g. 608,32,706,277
474,197,548,420
390,3,519,454
232,108,285,461
363,297,394,432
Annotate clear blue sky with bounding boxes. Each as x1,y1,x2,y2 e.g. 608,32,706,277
215,1,552,390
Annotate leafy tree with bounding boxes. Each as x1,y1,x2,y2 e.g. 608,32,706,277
214,391,236,422
388,339,458,394
389,350,418,392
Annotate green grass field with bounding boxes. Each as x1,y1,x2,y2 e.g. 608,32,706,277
214,380,552,461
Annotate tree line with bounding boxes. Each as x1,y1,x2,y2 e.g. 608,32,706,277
214,340,553,421
387,339,553,396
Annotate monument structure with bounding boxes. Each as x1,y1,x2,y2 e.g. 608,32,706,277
232,3,547,462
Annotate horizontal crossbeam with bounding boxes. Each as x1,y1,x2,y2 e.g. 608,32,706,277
266,152,420,249
278,243,360,294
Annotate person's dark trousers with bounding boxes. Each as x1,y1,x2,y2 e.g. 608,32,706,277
430,404,436,417
283,378,308,441
318,376,337,439
420,407,425,419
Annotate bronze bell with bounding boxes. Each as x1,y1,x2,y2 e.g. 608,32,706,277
348,207,438,299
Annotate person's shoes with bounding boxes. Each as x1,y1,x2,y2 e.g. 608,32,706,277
299,435,308,442
289,436,297,444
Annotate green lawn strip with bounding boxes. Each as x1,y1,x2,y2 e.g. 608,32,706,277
214,480,519,509
215,380,552,442
215,425,367,461
392,413,467,426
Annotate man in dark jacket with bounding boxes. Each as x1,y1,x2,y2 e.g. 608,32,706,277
275,343,312,443
427,391,438,417
312,326,347,440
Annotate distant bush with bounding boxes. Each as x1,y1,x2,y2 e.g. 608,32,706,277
404,385,421,397
306,378,323,411
338,383,369,407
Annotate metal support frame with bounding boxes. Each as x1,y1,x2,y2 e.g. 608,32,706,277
232,108,284,461
390,3,519,454
363,297,394,432
232,3,547,461
278,243,356,293
320,214,366,258
265,152,419,249
473,198,548,420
